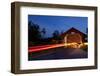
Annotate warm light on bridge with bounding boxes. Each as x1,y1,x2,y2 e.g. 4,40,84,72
64,42,88,48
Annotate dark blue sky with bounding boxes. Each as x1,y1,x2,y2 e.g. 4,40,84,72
28,15,88,37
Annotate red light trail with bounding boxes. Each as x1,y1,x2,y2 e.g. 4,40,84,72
29,44,64,53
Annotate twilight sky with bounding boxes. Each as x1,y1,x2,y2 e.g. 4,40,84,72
28,15,88,37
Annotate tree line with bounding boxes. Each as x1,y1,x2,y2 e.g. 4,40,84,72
28,21,62,46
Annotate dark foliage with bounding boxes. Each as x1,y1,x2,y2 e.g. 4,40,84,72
28,21,63,46
28,21,42,46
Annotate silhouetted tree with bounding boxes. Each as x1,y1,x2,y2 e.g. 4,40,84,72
86,28,88,35
41,28,46,38
28,21,41,45
60,31,64,35
52,30,60,40
85,28,88,42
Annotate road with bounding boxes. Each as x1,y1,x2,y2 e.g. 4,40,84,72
28,45,88,60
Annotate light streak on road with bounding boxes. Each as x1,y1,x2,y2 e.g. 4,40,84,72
29,44,64,53
29,42,88,53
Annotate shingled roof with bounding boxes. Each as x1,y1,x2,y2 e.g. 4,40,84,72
61,27,87,37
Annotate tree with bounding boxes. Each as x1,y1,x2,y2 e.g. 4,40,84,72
52,30,60,40
85,28,88,42
61,31,64,35
28,21,41,43
86,28,88,35
41,28,46,38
